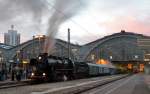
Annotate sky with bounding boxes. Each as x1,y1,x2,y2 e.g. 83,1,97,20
0,0,150,45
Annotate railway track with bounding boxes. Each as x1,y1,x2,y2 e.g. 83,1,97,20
31,74,131,94
0,80,31,89
70,74,131,94
0,74,131,92
75,74,132,94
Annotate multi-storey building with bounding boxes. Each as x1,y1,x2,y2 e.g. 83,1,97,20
4,25,20,46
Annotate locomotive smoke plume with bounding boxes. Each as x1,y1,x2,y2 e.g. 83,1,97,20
0,0,86,54
44,0,86,54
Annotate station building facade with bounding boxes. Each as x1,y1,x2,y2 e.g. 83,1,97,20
0,31,150,72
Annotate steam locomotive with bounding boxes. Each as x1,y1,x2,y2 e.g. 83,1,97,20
29,53,118,81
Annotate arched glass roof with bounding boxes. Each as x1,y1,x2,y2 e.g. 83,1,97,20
0,43,13,49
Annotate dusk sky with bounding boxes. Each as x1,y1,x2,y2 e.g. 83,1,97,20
0,0,150,45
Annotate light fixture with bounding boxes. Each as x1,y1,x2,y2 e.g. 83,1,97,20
43,73,46,76
31,73,34,76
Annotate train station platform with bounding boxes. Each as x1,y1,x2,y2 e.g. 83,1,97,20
144,74,150,89
0,80,13,85
0,74,149,94
0,79,29,86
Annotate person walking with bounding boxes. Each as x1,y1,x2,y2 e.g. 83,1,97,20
15,66,21,81
11,68,15,81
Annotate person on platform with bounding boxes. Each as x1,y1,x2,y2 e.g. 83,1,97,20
11,68,15,81
15,66,21,81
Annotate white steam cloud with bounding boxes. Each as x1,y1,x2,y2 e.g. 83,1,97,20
44,0,86,54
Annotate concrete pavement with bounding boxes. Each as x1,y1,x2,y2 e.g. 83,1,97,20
81,73,150,94
0,74,149,94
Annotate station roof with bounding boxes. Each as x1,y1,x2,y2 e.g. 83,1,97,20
0,43,13,49
77,31,150,60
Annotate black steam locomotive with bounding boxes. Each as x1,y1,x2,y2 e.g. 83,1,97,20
29,53,118,81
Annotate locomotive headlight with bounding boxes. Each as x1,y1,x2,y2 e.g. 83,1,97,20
31,73,34,76
39,56,42,60
43,73,46,76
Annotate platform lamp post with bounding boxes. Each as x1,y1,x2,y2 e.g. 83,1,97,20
16,50,20,64
68,28,71,59
32,36,35,58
